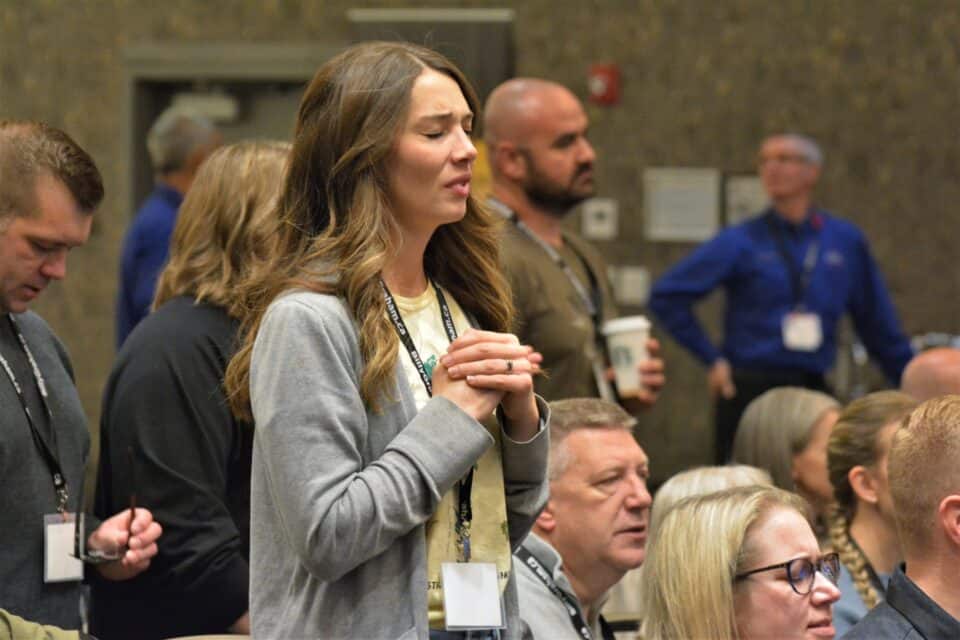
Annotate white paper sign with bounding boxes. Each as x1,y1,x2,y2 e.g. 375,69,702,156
725,174,768,225
644,167,721,242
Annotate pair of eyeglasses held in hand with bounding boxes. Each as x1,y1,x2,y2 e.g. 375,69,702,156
736,552,841,595
72,446,138,565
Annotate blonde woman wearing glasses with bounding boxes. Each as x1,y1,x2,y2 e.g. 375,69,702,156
641,485,841,640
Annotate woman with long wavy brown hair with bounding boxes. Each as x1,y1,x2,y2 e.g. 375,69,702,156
224,42,549,639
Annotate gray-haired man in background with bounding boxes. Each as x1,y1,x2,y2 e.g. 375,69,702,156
115,107,221,346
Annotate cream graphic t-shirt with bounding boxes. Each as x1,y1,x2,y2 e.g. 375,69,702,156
390,285,512,629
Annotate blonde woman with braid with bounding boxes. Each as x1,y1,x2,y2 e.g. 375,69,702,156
826,391,916,635
224,42,548,639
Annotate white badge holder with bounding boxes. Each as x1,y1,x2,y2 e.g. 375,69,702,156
44,512,83,582
441,562,505,633
782,312,823,352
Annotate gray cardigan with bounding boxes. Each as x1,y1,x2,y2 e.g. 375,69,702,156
248,290,550,639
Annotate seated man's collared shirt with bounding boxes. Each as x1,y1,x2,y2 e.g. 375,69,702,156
842,566,960,639
515,533,608,640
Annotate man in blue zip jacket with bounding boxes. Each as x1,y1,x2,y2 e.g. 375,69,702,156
649,134,912,463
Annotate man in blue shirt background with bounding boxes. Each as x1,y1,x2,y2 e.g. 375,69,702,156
649,134,912,463
115,108,221,348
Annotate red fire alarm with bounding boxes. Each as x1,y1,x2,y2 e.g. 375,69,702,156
588,63,621,106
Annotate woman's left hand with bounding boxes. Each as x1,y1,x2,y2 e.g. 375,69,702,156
441,329,542,441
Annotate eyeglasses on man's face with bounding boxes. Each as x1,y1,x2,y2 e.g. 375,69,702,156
757,152,812,167
735,552,840,595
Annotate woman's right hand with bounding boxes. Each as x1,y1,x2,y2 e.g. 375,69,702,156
432,359,505,421
433,329,542,432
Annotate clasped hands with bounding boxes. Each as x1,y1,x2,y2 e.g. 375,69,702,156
433,328,542,441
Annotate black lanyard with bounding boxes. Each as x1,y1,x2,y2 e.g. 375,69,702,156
381,279,475,560
515,546,615,640
766,211,820,310
0,314,69,513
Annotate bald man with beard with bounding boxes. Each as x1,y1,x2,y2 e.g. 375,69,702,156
483,79,664,410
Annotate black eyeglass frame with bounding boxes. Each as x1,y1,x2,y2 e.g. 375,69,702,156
735,552,840,595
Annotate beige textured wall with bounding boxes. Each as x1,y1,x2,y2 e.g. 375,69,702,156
3,1,958,486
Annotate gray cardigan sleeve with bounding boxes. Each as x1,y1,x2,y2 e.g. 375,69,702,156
500,401,551,551
249,294,499,582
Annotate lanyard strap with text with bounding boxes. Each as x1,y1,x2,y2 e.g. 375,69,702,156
515,546,615,640
488,197,600,320
766,211,820,310
0,315,68,513
380,279,475,560
489,198,614,400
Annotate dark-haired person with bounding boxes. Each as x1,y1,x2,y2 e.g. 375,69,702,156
0,120,161,629
224,42,549,639
92,141,289,639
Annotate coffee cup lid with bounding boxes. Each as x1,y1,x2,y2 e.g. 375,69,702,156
602,315,651,336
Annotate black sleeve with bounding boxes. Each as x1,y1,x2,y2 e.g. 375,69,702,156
95,314,249,632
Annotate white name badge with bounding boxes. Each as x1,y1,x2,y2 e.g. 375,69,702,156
44,513,83,582
782,312,823,352
441,562,504,631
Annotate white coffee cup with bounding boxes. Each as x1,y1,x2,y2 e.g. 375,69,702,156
601,315,651,397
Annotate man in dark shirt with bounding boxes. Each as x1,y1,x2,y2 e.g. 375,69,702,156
0,120,162,629
843,395,960,639
483,78,664,408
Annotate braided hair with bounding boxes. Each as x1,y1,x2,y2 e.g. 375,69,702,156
826,505,881,609
827,391,916,611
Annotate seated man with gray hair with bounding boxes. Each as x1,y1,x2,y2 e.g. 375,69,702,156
115,107,221,347
516,398,650,640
